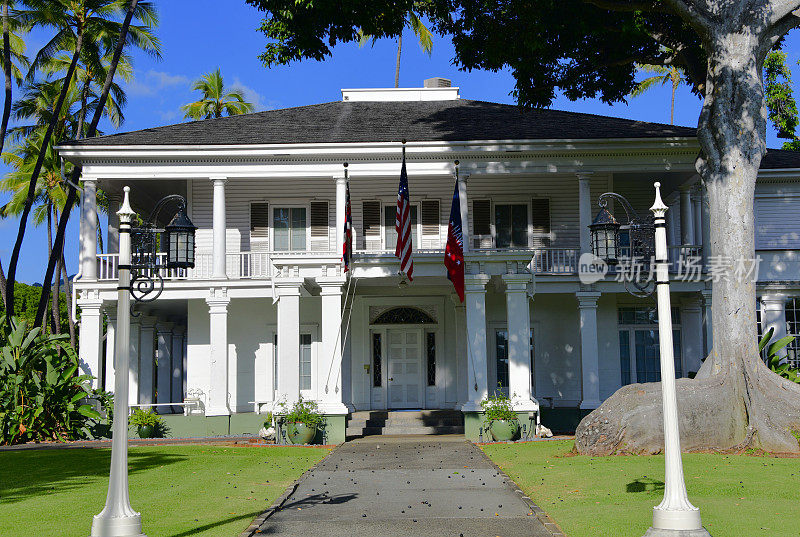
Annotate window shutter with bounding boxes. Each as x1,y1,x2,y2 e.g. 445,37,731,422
421,199,440,248
362,200,381,250
472,199,492,248
250,202,269,251
531,198,551,247
310,201,329,251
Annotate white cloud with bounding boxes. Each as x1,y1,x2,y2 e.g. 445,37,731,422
126,70,190,96
159,109,179,123
231,77,279,112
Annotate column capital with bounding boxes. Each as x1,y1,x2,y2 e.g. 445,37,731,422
576,291,601,307
210,175,228,184
700,289,713,303
156,321,175,334
334,174,347,185
138,315,158,328
464,274,491,293
761,295,787,308
317,276,347,292
501,272,532,291
274,279,304,297
576,171,594,181
171,325,186,337
82,176,98,185
78,299,104,312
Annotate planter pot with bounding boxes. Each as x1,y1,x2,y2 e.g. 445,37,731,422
286,422,317,444
137,425,155,439
489,419,519,441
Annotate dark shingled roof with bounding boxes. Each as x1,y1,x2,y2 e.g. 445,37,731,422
760,148,800,169
67,99,698,146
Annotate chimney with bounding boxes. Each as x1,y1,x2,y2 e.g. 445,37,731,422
424,77,451,88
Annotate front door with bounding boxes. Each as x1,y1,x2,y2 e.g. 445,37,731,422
387,328,423,409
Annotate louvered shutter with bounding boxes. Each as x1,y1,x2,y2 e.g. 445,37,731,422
310,201,329,251
250,202,269,251
421,199,440,249
472,199,492,249
531,198,551,247
362,201,381,250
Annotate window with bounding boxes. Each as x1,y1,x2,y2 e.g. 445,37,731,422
787,298,800,368
495,329,509,390
426,331,436,386
300,333,312,391
309,201,329,251
250,202,269,251
495,204,528,248
273,207,307,251
384,204,418,250
618,306,682,384
372,332,382,387
530,198,551,247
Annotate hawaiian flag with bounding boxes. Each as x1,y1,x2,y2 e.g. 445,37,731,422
342,171,353,272
445,175,465,301
395,146,413,280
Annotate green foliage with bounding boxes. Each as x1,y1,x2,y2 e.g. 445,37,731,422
129,407,164,428
759,327,800,383
480,388,517,422
0,315,99,445
764,51,798,141
0,282,71,335
276,396,324,428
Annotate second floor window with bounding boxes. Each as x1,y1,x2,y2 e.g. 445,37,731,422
495,204,528,248
273,207,307,251
384,205,419,251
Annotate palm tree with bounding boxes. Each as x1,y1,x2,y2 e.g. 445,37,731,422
358,8,433,88
630,64,685,125
6,0,159,317
36,0,155,328
182,68,254,120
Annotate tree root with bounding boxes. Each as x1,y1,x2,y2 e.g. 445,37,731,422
575,363,800,455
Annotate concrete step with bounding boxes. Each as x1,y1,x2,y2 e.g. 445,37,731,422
345,410,465,438
345,425,465,436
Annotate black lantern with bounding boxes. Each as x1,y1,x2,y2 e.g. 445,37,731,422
164,206,196,269
589,206,621,265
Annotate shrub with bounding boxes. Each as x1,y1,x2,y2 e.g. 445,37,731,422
759,327,800,384
480,388,517,422
0,315,100,445
129,408,168,437
276,396,324,428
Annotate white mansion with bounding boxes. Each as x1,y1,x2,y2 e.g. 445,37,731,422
59,81,800,442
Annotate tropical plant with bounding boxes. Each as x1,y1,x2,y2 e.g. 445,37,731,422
129,407,167,438
479,388,517,423
276,396,324,428
181,67,254,120
357,4,434,88
759,327,800,384
0,315,100,445
764,51,800,150
630,63,685,125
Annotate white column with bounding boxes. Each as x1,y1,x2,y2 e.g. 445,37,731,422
128,319,140,406
335,175,347,257
692,188,703,247
462,274,490,411
211,176,228,279
762,295,789,359
276,281,302,406
577,172,593,254
206,291,231,416
80,178,98,280
577,291,602,409
171,326,186,413
680,187,694,246
458,172,470,253
681,299,704,375
666,201,678,248
78,298,103,389
701,289,713,356
107,193,121,254
138,316,157,405
502,273,536,410
450,294,468,407
156,322,174,413
103,305,117,393
318,278,349,414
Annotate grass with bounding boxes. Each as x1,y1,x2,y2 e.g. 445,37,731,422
482,439,800,537
0,444,329,537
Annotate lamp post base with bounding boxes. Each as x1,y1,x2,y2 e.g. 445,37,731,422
643,528,712,537
90,512,146,537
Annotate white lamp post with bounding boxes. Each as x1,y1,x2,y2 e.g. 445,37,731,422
91,186,146,537
644,182,710,537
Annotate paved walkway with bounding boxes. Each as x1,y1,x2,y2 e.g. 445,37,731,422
249,435,556,537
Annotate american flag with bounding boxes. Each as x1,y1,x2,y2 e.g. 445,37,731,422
395,146,413,280
445,171,465,301
342,167,352,272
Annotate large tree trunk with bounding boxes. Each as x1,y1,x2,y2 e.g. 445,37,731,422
576,30,800,455
61,252,75,348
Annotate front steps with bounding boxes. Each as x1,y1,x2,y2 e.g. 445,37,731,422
345,409,464,438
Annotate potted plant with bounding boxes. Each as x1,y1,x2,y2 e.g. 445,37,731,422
129,408,165,439
480,389,520,441
278,397,323,444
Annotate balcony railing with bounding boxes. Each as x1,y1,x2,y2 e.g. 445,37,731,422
93,245,702,281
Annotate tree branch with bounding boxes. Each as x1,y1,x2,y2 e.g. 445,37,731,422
764,10,800,56
582,0,665,12
660,0,713,40
769,0,800,28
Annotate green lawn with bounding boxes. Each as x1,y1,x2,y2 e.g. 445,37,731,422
482,439,800,537
0,444,329,537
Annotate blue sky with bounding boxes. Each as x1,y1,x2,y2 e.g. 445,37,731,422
2,0,798,284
